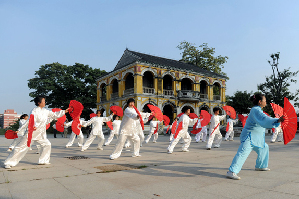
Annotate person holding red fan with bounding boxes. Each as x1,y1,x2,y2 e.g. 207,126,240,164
4,95,68,169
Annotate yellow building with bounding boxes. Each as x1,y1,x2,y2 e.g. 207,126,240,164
96,49,227,122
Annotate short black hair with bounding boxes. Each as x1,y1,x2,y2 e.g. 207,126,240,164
127,98,135,106
113,115,119,120
250,93,265,106
96,110,102,114
34,95,46,106
20,114,28,119
213,107,221,113
181,106,190,113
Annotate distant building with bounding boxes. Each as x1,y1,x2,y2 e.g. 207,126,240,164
2,109,20,129
0,114,3,128
96,49,227,122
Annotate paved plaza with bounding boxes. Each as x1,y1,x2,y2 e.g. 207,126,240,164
1,133,299,199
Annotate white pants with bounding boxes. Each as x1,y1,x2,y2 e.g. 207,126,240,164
167,131,191,153
271,131,283,142
169,133,174,141
4,136,51,167
105,131,119,146
224,130,234,141
125,130,145,147
110,134,140,159
206,130,222,148
82,133,104,150
8,137,22,149
145,131,158,143
66,132,84,147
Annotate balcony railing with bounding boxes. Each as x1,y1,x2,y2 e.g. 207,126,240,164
143,87,155,94
213,95,221,101
111,92,119,99
200,93,208,99
123,88,134,96
163,89,174,96
177,90,200,101
100,96,107,102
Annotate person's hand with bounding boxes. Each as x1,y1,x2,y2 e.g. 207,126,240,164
65,108,70,113
112,112,115,115
150,112,154,115
33,127,37,130
15,131,19,134
137,115,140,119
278,116,285,123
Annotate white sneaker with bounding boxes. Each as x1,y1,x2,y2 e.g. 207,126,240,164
97,147,103,150
153,141,156,143
182,149,189,152
36,152,40,154
7,148,12,151
132,154,141,158
224,139,228,141
226,171,241,180
167,151,172,154
38,162,51,165
65,146,69,148
4,165,11,169
81,149,85,152
255,168,270,171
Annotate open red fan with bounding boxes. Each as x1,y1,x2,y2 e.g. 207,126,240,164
147,104,163,121
5,130,18,139
238,114,248,128
147,114,154,121
46,123,50,130
166,125,171,133
281,97,298,145
69,100,84,120
90,113,97,119
27,114,35,147
133,106,144,130
177,113,184,118
110,105,123,117
71,118,81,135
174,122,183,139
191,119,201,134
52,108,66,132
171,120,177,135
163,115,170,126
153,123,159,134
222,105,236,119
200,110,212,127
270,103,284,118
189,113,198,119
106,121,113,130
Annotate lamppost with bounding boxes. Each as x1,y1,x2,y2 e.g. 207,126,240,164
268,52,282,104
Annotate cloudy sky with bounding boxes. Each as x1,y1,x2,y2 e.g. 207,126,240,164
1,0,298,115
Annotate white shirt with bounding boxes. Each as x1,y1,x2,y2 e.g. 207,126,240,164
176,114,198,133
119,107,139,136
84,115,113,135
209,114,226,134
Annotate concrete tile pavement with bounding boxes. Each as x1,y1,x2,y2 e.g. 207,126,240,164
0,134,299,198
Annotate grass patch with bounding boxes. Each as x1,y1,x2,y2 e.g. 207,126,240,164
138,165,148,169
0,129,6,135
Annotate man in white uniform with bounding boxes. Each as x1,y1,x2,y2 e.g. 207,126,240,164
105,115,122,146
224,117,238,141
206,107,226,150
145,118,163,143
270,124,283,143
4,96,68,169
65,118,86,148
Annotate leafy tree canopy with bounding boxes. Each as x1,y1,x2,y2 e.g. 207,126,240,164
226,90,253,114
177,41,229,78
28,63,107,120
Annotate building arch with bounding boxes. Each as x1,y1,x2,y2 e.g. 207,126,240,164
212,79,223,87
109,77,119,84
163,74,173,90
179,75,195,82
143,71,154,88
181,78,193,91
122,69,134,79
124,73,134,90
141,67,157,76
179,103,195,114
111,79,119,94
199,104,210,113
162,71,175,79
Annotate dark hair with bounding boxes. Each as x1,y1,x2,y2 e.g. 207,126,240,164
20,114,28,119
34,95,46,106
250,93,265,106
127,98,135,106
181,106,190,113
96,110,102,115
113,115,119,120
213,107,221,113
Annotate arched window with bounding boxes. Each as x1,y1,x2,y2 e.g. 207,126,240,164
181,78,192,90
143,71,154,88
125,73,134,89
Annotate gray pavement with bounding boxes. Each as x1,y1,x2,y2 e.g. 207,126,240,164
1,133,299,199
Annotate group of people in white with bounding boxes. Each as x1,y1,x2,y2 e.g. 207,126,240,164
4,95,285,181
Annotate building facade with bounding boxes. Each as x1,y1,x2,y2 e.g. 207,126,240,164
2,109,20,129
96,49,227,122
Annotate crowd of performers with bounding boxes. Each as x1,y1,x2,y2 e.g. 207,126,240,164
3,94,288,180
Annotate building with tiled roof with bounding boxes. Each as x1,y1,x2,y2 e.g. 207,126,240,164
96,49,227,122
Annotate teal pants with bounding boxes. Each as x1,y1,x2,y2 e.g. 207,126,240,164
229,137,269,174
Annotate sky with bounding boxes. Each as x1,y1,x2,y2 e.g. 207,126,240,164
1,0,299,115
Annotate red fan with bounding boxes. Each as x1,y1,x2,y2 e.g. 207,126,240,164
27,114,35,147
189,113,198,119
133,106,144,130
69,100,84,120
46,123,50,130
106,121,113,130
5,130,18,139
163,115,170,126
147,114,154,121
90,113,97,118
270,103,284,118
200,110,212,127
226,122,229,132
166,125,170,133
147,104,163,121
238,114,248,128
191,119,201,134
110,106,123,117
174,122,183,139
153,123,159,134
281,97,298,145
52,108,66,132
171,120,177,135
177,113,184,118
71,118,81,135
222,105,236,119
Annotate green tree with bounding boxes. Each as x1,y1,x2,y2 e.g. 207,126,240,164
226,91,253,114
28,63,107,120
177,41,228,77
257,67,299,108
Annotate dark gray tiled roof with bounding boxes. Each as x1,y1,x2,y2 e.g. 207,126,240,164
100,49,227,79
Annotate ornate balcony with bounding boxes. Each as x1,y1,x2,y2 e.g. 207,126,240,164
200,93,208,100
177,90,200,101
213,95,221,101
163,89,174,96
100,96,107,102
111,92,119,99
123,88,134,96
143,87,155,94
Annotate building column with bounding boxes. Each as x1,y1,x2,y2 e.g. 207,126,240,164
134,74,143,94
